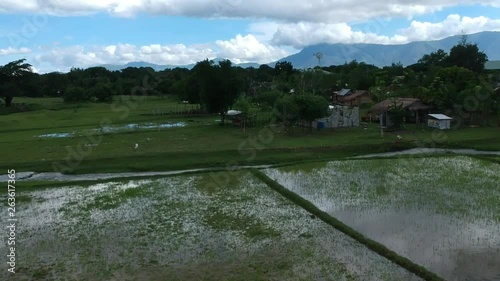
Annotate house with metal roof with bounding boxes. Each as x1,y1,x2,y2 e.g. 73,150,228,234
427,114,452,130
485,60,500,70
333,88,353,103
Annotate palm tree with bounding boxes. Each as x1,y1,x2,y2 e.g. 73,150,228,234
0,59,33,107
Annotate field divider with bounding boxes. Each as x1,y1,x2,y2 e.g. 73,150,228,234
249,168,445,281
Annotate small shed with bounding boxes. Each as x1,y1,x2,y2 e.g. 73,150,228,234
427,114,452,130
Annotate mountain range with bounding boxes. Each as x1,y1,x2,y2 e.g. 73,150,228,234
100,58,260,71
100,31,500,71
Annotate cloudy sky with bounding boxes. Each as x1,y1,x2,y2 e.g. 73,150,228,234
0,0,499,73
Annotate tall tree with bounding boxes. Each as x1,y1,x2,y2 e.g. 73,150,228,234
447,35,488,73
417,49,449,66
217,59,242,125
0,59,33,107
191,59,241,125
294,94,329,132
274,61,294,81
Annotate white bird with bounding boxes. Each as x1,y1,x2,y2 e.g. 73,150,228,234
397,135,403,140
134,143,139,149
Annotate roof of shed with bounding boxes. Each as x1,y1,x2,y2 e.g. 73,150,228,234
337,88,352,96
370,98,431,113
485,60,500,70
428,114,452,120
343,90,370,101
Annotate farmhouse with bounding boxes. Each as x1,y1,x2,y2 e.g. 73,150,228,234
333,88,353,103
427,114,452,130
370,98,432,128
485,60,500,70
342,90,371,106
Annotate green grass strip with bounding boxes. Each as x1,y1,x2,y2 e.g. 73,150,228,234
250,169,445,281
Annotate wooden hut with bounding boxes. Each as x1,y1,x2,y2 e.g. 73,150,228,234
370,98,432,128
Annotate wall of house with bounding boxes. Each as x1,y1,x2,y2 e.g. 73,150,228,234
314,106,360,128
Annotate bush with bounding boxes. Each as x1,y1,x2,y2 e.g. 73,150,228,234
63,86,89,102
91,83,114,102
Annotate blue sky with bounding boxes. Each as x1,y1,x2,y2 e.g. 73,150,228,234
0,1,499,73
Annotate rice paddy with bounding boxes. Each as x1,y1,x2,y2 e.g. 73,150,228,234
264,156,500,281
0,171,421,281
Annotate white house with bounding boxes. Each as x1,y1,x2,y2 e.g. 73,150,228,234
314,106,360,129
427,114,452,130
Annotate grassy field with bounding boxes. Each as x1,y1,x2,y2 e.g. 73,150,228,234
0,171,422,281
1,97,499,174
264,156,500,281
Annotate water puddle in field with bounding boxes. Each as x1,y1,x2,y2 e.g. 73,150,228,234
94,122,186,133
34,122,187,138
352,148,500,158
0,165,271,182
332,208,500,281
37,132,75,138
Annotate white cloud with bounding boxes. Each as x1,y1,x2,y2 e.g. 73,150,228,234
216,34,290,63
32,43,216,72
268,15,500,48
0,0,499,23
0,47,31,55
28,34,291,72
398,14,500,42
271,22,407,48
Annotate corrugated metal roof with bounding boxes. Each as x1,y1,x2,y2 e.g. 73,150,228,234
343,90,370,101
428,114,452,120
370,98,431,113
337,88,352,96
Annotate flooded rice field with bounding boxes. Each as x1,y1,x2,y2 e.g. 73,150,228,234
351,147,500,158
265,156,500,281
0,172,420,281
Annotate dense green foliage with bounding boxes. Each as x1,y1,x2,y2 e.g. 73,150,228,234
0,59,33,107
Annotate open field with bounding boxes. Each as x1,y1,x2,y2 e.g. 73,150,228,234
264,156,500,281
0,171,422,281
1,97,500,174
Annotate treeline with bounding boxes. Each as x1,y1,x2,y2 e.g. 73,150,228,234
1,35,499,125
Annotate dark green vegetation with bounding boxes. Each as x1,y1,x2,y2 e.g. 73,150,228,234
250,169,445,281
